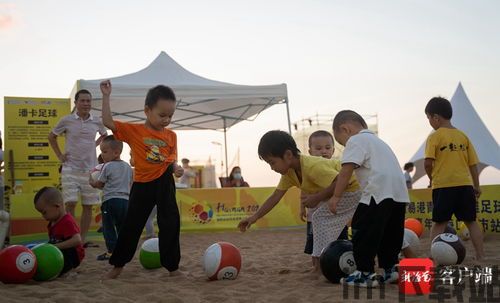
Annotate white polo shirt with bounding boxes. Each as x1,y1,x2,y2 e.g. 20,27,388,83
52,112,107,171
341,130,409,205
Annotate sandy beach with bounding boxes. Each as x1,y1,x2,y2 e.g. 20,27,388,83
1,228,498,303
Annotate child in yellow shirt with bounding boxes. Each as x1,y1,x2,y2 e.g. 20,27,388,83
238,130,360,272
424,97,484,260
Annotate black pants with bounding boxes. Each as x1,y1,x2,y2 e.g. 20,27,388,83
60,247,81,275
351,198,405,273
109,166,180,271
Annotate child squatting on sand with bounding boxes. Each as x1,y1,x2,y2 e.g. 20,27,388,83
238,130,361,273
34,187,85,276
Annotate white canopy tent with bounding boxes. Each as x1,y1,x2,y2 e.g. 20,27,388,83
72,51,290,176
409,83,500,184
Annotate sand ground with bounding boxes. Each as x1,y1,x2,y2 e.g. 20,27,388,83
1,228,498,303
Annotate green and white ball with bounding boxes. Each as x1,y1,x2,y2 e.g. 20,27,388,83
31,243,64,281
139,238,161,269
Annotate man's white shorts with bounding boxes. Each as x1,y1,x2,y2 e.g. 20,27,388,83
61,167,101,205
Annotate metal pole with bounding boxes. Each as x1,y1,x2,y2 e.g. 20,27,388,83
285,97,292,134
223,118,229,178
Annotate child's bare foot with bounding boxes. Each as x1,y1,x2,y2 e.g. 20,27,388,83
102,267,123,280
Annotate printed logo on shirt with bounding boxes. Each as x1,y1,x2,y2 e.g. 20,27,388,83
440,143,467,152
146,145,166,163
143,138,168,164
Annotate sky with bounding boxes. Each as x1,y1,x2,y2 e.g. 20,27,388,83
1,0,499,187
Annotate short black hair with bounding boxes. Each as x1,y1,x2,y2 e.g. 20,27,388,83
332,110,368,130
258,130,300,159
404,162,414,170
308,130,334,147
425,97,452,120
102,135,123,152
34,187,62,205
181,158,189,164
75,89,92,101
145,85,176,108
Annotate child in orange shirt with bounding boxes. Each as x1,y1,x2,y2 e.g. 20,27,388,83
100,80,183,279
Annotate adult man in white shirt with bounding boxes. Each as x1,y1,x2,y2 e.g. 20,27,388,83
48,89,107,245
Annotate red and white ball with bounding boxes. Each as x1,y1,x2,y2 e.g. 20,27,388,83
202,242,241,280
0,245,37,283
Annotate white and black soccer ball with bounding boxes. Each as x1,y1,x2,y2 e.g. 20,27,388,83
431,233,466,265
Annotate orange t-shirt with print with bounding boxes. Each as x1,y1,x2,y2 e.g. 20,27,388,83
113,121,177,183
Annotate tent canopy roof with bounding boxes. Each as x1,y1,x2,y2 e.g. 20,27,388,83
410,83,500,182
73,51,288,130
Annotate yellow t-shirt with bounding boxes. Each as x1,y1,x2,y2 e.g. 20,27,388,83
425,128,479,189
277,155,359,194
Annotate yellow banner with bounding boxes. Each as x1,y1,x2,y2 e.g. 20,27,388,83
8,185,500,242
407,185,500,234
178,187,303,231
4,97,70,197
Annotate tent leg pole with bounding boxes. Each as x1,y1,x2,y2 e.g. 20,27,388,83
223,118,229,178
285,97,292,134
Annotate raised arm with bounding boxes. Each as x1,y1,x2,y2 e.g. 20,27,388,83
100,80,116,132
237,189,286,232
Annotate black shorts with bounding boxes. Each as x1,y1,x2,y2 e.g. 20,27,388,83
432,186,477,222
304,222,313,255
60,247,81,275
